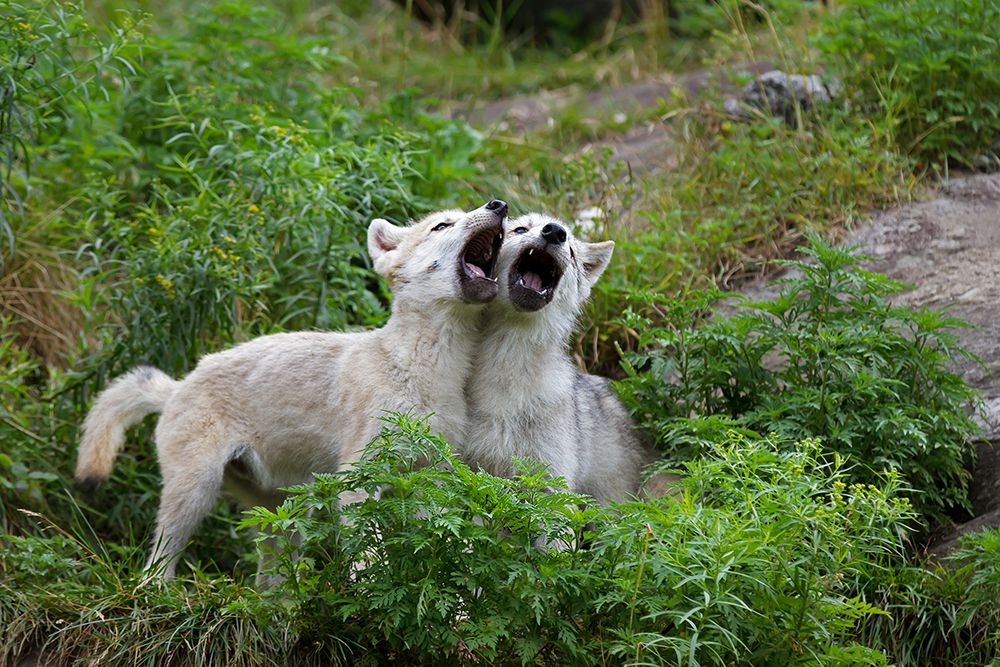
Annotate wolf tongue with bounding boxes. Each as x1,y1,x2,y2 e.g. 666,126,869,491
523,271,544,292
466,261,486,278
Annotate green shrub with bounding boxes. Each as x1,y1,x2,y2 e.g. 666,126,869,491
247,415,907,665
616,237,981,524
577,109,912,371
0,0,136,271
815,0,1000,166
67,1,483,378
2,414,912,665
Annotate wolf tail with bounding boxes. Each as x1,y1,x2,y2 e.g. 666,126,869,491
75,366,178,494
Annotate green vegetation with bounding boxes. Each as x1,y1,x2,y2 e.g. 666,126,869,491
616,238,981,523
815,0,1000,167
1,0,997,664
864,529,1000,666
3,414,913,665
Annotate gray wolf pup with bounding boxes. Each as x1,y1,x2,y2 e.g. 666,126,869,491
75,201,507,580
462,213,659,504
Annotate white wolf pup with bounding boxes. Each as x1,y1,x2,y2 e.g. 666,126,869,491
75,200,507,579
462,213,658,504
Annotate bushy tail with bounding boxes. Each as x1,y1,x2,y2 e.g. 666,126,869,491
75,366,178,494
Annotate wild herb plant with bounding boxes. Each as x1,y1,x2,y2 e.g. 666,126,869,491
617,237,981,524
2,414,911,665
601,433,909,666
242,413,597,664
254,416,912,665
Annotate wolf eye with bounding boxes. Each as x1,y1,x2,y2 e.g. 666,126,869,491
430,222,453,232
513,227,529,234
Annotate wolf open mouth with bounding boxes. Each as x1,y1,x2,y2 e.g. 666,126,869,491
509,246,563,311
458,226,503,303
462,227,501,280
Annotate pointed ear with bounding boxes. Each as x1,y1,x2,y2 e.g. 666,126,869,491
580,240,614,286
367,218,410,275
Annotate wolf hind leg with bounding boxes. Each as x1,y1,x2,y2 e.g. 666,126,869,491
145,466,225,578
255,528,303,589
145,428,235,579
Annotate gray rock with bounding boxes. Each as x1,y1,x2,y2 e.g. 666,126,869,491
973,152,1000,173
726,69,841,122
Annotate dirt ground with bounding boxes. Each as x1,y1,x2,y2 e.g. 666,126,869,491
452,61,775,171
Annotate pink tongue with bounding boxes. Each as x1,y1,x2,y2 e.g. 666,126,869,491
523,271,544,291
466,262,486,278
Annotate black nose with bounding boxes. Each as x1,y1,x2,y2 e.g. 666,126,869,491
485,199,508,216
541,222,567,245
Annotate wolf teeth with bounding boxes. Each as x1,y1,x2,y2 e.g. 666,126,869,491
528,249,534,256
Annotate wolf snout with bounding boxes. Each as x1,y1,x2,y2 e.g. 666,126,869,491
485,199,508,217
541,222,567,245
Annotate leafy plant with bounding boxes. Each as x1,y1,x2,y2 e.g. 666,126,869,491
0,415,911,665
574,108,912,372
617,237,981,523
861,527,1000,666
239,415,907,665
815,0,1000,166
243,413,596,665
0,0,137,271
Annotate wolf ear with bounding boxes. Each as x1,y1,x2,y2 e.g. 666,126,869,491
367,218,409,276
580,240,614,287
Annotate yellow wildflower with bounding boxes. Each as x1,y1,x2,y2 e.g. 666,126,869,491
155,274,174,292
247,204,260,214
